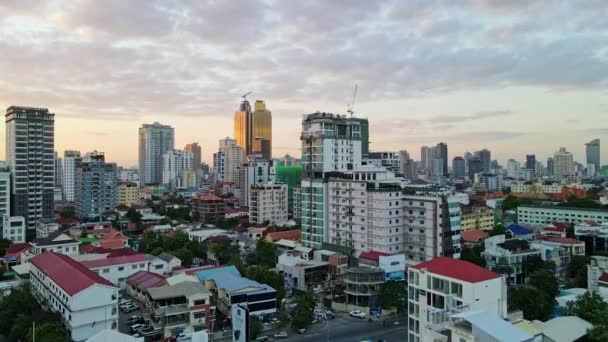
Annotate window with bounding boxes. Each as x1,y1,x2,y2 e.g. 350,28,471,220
194,299,206,306
118,266,124,271
155,264,164,270
194,311,206,319
103,268,110,274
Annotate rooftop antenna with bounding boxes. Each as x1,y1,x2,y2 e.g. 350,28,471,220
347,84,358,117
241,91,252,101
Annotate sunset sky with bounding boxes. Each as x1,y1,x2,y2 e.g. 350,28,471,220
0,0,606,167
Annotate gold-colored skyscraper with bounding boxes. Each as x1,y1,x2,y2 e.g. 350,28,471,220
234,100,253,155
252,100,272,159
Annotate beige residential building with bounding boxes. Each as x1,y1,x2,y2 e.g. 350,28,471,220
117,182,140,206
460,207,494,231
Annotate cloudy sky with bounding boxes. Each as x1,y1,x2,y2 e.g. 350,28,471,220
0,0,607,167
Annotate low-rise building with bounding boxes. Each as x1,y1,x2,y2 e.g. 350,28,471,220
460,207,494,232
265,229,301,244
125,270,167,303
575,220,608,254
460,230,489,247
2,215,25,243
407,257,507,342
29,231,80,257
155,252,182,276
518,204,608,226
74,253,150,289
587,255,608,292
541,222,568,237
276,251,330,292
30,252,119,341
484,235,541,285
36,218,60,239
249,183,288,226
442,310,533,342
192,194,225,224
145,281,215,337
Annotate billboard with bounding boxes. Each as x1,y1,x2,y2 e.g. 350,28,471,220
379,254,405,274
232,304,250,342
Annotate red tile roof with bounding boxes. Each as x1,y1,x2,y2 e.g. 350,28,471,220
55,218,81,225
80,253,148,269
359,250,392,262
31,252,116,295
413,257,501,283
460,230,489,243
107,248,138,257
584,220,599,226
266,229,301,242
80,245,109,254
599,272,608,284
551,222,568,231
544,237,583,245
126,271,166,289
99,240,127,250
5,242,32,255
198,194,223,201
543,226,566,233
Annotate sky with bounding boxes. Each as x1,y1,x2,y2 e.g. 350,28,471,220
0,0,607,168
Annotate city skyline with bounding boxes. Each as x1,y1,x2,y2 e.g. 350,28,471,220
0,1,607,166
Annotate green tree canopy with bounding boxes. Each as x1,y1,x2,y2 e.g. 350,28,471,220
528,269,559,298
291,290,315,330
379,280,407,311
566,255,590,288
460,244,485,267
253,240,277,268
174,248,194,267
246,266,286,303
508,287,555,321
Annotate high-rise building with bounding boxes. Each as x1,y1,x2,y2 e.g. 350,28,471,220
474,149,491,173
468,157,482,181
0,163,10,230
547,157,554,177
435,142,448,175
213,137,244,184
275,165,302,214
249,183,288,226
525,154,536,173
421,146,435,170
301,112,363,248
399,150,417,180
54,151,63,187
553,147,574,180
75,151,117,219
351,118,370,157
162,149,193,189
506,159,521,178
452,157,466,178
237,158,271,206
139,122,174,185
184,143,202,171
63,150,81,202
252,100,272,159
367,151,400,173
5,106,55,229
234,99,253,155
586,139,600,175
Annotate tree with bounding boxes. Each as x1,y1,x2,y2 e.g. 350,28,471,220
566,255,590,288
253,240,277,268
27,321,67,342
126,208,143,223
0,238,11,257
508,287,555,321
59,207,75,218
246,266,286,303
174,248,194,267
291,291,315,330
379,280,406,311
150,247,165,256
489,224,506,237
562,291,608,324
460,245,485,267
523,255,554,277
528,269,559,298
210,241,236,265
250,317,263,339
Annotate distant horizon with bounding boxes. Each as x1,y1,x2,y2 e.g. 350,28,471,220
0,1,606,167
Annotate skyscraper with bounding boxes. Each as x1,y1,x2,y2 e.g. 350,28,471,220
252,100,272,159
0,163,10,230
75,151,117,219
162,150,194,189
435,142,448,175
547,157,554,177
525,154,536,173
586,139,600,174
301,113,363,248
5,106,55,229
184,143,202,170
139,122,174,185
553,147,573,180
506,159,521,178
474,149,491,173
452,157,466,178
54,151,63,187
468,157,482,181
63,150,81,202
421,146,435,170
352,117,370,157
234,99,253,155
213,137,244,184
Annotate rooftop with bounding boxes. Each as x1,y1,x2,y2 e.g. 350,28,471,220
31,252,116,295
266,229,301,242
359,250,392,262
538,316,592,342
460,230,489,243
506,224,533,236
79,253,148,269
127,271,166,289
32,231,79,247
451,311,532,342
413,257,501,283
147,281,209,300
519,203,608,213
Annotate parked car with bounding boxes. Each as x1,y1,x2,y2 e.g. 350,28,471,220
128,316,144,324
130,323,144,333
273,332,288,339
123,304,139,313
297,328,306,334
176,332,192,341
350,310,367,319
325,311,335,319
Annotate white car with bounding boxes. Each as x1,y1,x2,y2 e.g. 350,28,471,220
176,332,192,341
349,310,366,319
273,332,288,339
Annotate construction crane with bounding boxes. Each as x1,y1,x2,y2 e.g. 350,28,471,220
241,91,252,101
347,84,358,117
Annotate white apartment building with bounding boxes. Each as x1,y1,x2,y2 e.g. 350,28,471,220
36,218,59,239
119,168,140,185
139,122,175,185
511,181,564,194
29,231,80,257
518,204,608,226
63,150,81,202
408,257,507,342
238,158,271,206
484,235,541,285
30,252,119,342
326,166,461,262
2,215,25,243
476,173,504,192
74,253,151,289
0,164,10,230
553,147,574,180
213,137,244,184
506,159,521,178
162,149,193,189
249,183,288,226
300,112,364,248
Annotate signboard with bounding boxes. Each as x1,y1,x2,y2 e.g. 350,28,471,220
232,304,249,342
379,254,405,274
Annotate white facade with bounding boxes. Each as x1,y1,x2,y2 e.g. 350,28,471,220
63,150,81,202
511,181,564,194
249,183,288,226
74,255,152,289
553,147,574,180
506,159,521,178
139,122,175,185
407,258,507,342
162,149,193,189
36,220,59,239
2,215,25,243
476,173,504,191
518,205,608,226
214,137,244,184
0,165,10,228
238,159,271,206
30,232,80,256
30,253,119,342
119,168,140,185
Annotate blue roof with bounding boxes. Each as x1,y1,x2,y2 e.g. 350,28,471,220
507,224,533,235
195,265,241,281
452,311,533,342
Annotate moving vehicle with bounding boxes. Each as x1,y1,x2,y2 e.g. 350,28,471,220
350,310,367,319
273,332,288,339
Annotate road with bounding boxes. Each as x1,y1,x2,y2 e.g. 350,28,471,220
283,316,406,342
